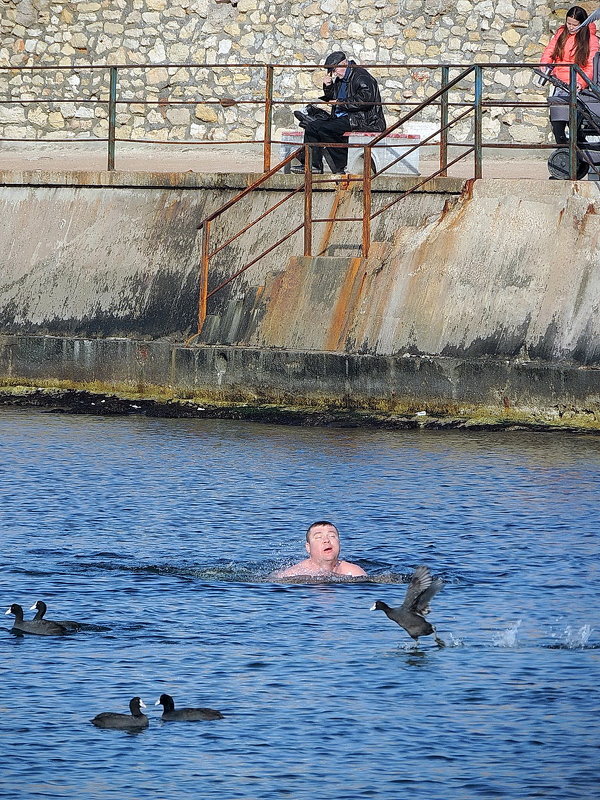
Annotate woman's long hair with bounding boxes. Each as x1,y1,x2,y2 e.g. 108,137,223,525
551,5,590,66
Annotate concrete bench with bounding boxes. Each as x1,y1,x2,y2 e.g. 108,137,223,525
279,129,420,175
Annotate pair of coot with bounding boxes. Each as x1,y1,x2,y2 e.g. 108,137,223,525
6,600,108,635
5,602,80,636
91,694,224,730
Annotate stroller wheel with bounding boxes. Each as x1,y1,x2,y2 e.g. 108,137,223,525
548,148,590,180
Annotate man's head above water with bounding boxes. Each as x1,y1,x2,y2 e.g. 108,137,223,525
305,521,341,563
306,520,339,542
270,520,366,579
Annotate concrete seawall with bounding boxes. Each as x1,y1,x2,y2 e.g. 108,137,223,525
214,179,600,366
0,169,598,422
0,170,458,338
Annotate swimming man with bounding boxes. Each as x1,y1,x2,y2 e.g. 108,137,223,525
272,520,367,578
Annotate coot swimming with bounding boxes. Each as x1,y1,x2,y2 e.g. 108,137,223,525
30,601,82,632
5,603,68,636
91,697,149,731
155,693,224,721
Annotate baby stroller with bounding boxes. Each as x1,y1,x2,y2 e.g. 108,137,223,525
538,52,600,179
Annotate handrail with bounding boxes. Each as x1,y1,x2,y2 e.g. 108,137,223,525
0,60,584,70
366,65,475,147
189,145,308,341
0,59,594,337
201,146,302,225
538,64,600,181
0,60,583,172
186,59,600,339
208,223,305,300
190,66,482,334
208,183,305,260
372,107,473,178
371,147,476,221
363,113,476,255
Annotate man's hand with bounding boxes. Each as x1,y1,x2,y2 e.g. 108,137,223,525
323,75,333,86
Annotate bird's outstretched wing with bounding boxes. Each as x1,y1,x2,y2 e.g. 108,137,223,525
402,565,433,611
415,576,443,615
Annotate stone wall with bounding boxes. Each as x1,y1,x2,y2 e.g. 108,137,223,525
0,0,595,145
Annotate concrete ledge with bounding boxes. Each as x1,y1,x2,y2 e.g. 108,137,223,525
0,335,598,423
0,168,467,193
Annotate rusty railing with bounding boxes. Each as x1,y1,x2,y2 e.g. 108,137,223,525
1,60,597,341
188,64,470,340
186,61,600,340
0,60,586,173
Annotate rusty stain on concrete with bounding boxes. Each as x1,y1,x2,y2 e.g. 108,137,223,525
317,179,353,256
325,257,365,352
0,174,599,378
210,179,600,366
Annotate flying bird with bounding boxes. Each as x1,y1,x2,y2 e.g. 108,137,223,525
370,565,445,646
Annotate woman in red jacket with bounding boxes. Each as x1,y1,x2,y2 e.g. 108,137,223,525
541,6,599,143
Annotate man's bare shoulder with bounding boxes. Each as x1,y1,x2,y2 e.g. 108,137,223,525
270,558,367,580
334,560,367,577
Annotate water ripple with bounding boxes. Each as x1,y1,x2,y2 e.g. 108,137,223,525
0,410,598,800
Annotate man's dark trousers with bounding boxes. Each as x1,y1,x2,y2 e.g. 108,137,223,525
303,116,352,172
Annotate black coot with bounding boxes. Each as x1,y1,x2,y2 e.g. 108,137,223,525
30,601,82,632
370,565,445,646
91,697,149,730
155,693,224,721
5,603,68,636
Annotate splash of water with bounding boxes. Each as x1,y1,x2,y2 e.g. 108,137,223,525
493,619,521,647
562,624,593,649
446,632,464,647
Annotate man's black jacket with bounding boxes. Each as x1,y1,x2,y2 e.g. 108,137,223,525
321,64,386,132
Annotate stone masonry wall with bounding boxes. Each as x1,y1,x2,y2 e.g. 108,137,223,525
0,0,596,146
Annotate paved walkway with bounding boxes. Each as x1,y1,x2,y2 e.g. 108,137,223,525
0,141,552,180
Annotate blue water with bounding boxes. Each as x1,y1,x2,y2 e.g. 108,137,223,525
1,408,598,799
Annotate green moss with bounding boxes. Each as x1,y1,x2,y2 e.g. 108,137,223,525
0,378,598,433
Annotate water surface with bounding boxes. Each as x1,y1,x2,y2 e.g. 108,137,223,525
1,409,598,799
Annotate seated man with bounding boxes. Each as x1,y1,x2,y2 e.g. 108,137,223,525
292,50,386,174
271,520,367,578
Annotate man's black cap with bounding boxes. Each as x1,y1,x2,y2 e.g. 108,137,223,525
324,51,347,71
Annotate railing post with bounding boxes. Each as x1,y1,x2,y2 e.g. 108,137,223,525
362,145,371,258
263,64,274,173
107,66,117,171
473,65,483,180
303,144,313,255
198,219,211,334
569,65,578,180
440,65,449,176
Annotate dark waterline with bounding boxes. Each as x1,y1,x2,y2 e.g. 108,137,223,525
1,408,598,800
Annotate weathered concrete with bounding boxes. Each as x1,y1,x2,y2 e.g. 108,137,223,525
0,336,598,420
220,180,600,366
0,169,464,192
0,171,461,338
0,170,598,421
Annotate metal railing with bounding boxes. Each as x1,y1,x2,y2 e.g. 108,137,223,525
0,60,590,172
1,60,598,342
188,64,476,341
186,61,600,341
